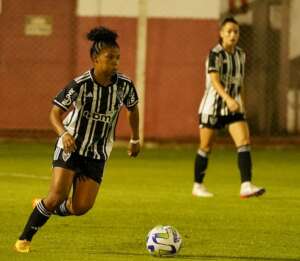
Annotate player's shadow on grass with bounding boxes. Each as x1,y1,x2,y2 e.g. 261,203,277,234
178,254,300,261
93,252,300,261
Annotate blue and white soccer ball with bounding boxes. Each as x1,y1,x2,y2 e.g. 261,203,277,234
146,225,182,257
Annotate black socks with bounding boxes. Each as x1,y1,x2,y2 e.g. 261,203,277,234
194,149,209,183
237,145,252,183
19,200,51,241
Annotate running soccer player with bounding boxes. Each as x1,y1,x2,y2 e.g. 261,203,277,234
14,26,140,252
192,17,265,198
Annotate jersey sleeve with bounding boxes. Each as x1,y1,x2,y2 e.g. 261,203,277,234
207,51,220,73
123,81,139,109
53,80,80,111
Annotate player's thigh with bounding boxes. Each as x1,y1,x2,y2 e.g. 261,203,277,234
72,177,100,212
199,127,216,152
44,167,75,209
228,121,250,147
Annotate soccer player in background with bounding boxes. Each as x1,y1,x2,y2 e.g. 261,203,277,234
192,17,265,198
14,26,140,252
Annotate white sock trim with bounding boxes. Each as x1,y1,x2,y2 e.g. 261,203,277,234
36,201,51,217
237,145,251,153
197,149,208,158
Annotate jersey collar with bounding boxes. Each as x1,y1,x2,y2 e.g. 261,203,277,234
89,69,118,87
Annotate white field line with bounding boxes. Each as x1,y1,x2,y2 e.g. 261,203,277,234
0,172,51,180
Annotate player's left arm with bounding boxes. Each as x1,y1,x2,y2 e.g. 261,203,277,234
240,82,246,112
127,105,140,157
240,51,246,112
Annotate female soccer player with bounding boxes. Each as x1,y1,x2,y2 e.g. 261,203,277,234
192,17,265,198
15,26,140,252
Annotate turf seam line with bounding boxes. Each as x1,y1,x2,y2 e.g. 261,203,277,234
0,172,50,180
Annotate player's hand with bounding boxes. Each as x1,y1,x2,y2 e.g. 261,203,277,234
62,132,77,153
128,140,140,157
225,97,240,112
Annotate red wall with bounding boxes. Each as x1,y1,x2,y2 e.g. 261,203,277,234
0,0,76,130
145,19,218,141
0,3,218,141
75,17,218,141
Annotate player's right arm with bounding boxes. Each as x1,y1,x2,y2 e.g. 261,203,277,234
49,105,76,153
51,80,80,153
210,72,239,112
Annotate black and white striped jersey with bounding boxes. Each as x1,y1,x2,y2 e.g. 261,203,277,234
198,43,246,116
53,69,138,160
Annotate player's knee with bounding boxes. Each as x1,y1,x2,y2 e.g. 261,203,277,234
72,203,93,216
199,145,212,153
44,195,65,211
237,140,250,147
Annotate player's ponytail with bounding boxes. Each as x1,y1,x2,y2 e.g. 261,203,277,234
87,26,119,58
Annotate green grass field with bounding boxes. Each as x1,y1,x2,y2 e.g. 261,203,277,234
0,141,299,261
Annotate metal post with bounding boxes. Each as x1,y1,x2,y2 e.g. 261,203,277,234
278,0,290,132
252,0,270,134
135,0,148,145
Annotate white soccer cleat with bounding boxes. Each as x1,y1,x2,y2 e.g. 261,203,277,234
240,182,266,199
192,183,214,198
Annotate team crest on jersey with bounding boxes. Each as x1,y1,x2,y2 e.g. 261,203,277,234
86,92,93,98
62,151,71,162
116,86,124,106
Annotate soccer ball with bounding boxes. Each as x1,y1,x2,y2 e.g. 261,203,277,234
146,225,182,257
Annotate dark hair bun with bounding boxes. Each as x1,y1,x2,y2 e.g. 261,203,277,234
87,26,118,43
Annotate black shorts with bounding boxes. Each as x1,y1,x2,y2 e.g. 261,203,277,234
199,113,246,129
52,147,105,184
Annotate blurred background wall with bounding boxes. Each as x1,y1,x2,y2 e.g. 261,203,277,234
0,0,299,142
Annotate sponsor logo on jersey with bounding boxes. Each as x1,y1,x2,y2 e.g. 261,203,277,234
83,111,112,123
221,76,241,85
62,88,76,107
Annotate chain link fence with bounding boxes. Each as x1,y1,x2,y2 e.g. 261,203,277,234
228,0,299,136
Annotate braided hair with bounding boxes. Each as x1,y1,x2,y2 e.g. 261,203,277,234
87,26,119,58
